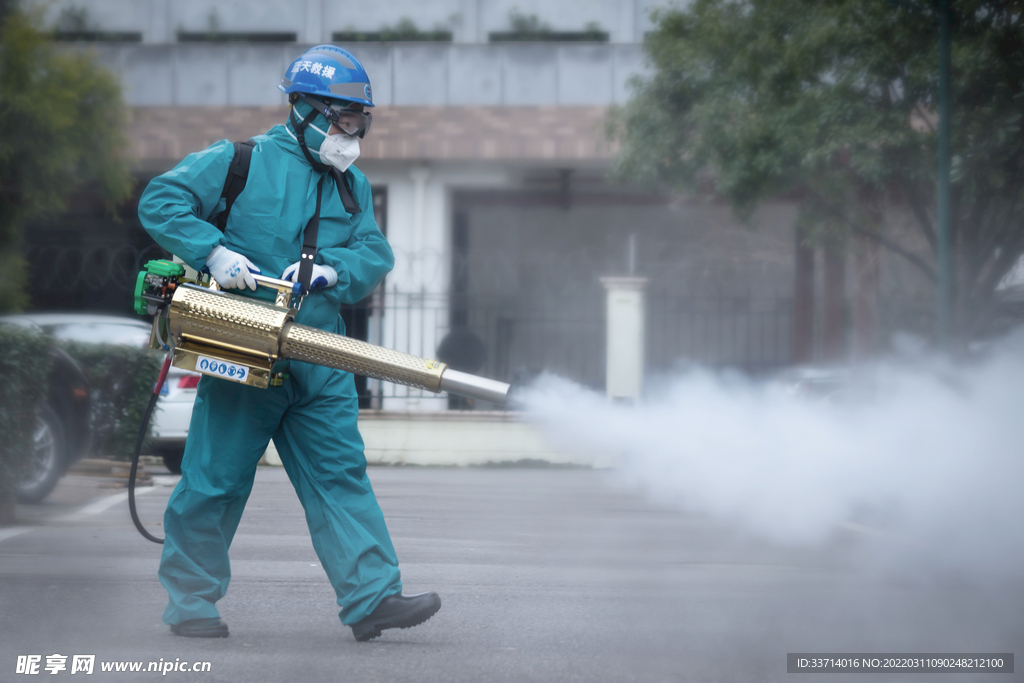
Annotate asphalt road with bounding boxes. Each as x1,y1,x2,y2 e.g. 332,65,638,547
0,466,1019,682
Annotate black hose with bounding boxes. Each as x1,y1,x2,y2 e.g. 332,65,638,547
129,355,171,544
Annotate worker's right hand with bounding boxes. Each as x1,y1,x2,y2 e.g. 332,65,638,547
204,245,261,291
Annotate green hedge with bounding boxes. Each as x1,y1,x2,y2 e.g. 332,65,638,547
0,327,52,493
59,341,162,460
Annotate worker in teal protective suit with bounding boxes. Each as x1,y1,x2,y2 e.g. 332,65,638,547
138,45,441,642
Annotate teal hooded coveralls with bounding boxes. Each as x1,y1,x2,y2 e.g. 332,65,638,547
138,102,401,627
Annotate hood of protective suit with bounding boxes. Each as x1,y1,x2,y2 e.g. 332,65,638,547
284,98,334,159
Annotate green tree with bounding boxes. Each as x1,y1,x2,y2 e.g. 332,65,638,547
0,4,132,311
610,0,1024,346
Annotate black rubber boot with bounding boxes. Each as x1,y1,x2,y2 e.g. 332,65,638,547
170,618,229,638
351,592,441,642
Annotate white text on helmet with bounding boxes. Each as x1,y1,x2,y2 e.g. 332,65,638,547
291,61,335,79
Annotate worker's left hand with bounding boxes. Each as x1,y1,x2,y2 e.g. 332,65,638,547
281,261,338,290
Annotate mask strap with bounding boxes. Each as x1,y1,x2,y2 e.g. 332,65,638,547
289,106,330,172
297,92,370,139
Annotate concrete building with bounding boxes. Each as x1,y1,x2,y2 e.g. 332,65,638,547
26,0,803,411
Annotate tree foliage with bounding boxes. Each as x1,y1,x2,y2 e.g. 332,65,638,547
0,6,133,311
0,325,51,496
610,0,1024,341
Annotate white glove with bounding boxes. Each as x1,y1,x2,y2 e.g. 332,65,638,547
281,261,338,291
205,245,261,291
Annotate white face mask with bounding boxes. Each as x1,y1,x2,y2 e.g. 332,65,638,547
319,133,360,172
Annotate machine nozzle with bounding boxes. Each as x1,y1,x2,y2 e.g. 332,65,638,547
437,369,511,405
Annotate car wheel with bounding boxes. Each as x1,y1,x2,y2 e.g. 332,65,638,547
16,403,67,503
161,448,184,475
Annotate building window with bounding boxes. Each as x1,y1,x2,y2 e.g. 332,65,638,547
177,31,297,43
332,19,452,43
489,11,608,43
54,31,142,42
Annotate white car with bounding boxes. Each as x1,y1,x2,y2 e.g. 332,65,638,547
4,314,199,473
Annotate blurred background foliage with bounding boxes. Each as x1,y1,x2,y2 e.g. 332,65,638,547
0,1,133,313
0,327,157,508
0,326,51,497
610,0,1024,342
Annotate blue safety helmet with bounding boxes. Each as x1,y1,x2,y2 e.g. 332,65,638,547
278,45,374,108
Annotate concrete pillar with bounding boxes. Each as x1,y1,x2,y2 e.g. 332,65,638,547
600,276,648,403
380,166,450,412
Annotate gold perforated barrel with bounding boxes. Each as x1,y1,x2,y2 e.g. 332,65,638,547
281,323,446,391
168,285,290,361
165,284,510,404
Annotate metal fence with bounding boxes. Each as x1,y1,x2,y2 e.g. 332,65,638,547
22,243,794,406
348,288,793,408
346,290,606,409
26,244,167,293
648,292,794,375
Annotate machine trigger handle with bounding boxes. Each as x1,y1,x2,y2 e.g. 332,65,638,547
251,273,303,308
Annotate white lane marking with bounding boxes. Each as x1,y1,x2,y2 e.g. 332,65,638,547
0,527,31,543
54,486,157,523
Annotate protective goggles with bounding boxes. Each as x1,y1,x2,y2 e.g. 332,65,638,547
297,93,372,139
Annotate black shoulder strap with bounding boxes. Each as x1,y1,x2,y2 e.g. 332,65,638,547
295,171,360,293
214,139,256,232
297,175,325,293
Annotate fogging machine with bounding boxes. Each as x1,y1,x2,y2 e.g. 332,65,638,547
134,260,510,404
